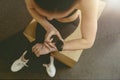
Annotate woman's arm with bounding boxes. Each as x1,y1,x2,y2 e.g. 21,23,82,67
29,0,99,56
25,0,63,41
63,0,99,51
25,0,54,31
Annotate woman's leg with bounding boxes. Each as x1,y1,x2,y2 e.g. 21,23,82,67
10,23,47,72
43,56,56,77
10,40,38,70
12,22,47,63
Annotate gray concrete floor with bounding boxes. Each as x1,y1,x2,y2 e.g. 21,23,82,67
0,0,120,79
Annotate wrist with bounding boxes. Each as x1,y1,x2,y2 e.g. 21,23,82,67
51,35,64,51
45,24,55,31
56,40,64,51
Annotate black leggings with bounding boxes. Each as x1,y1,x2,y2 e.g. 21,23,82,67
24,17,80,60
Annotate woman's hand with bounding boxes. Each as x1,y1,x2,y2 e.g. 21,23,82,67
26,0,63,43
45,27,64,43
32,42,57,57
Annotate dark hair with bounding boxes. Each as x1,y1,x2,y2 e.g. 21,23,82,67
34,0,79,13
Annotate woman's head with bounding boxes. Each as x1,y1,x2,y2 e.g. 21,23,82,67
34,0,79,13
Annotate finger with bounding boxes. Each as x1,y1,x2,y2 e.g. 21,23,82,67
32,45,38,52
32,43,39,52
45,32,55,42
32,45,36,51
36,53,40,57
45,42,57,52
33,47,39,53
50,38,53,42
45,34,51,42
57,33,64,41
34,48,40,57
47,42,56,49
32,45,40,53
32,46,37,52
44,42,52,51
32,43,42,52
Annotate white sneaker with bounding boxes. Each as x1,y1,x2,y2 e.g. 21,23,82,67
11,50,29,72
43,56,56,77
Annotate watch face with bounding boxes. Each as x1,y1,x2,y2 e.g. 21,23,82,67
51,35,59,43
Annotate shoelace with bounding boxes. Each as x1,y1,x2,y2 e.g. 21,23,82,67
23,63,29,67
18,62,28,67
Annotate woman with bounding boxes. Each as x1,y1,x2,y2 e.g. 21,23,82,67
11,0,99,77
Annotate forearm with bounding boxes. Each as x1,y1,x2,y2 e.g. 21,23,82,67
63,38,94,51
25,0,54,31
29,9,54,30
63,21,97,51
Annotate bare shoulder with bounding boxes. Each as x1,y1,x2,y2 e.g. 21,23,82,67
77,0,99,20
77,0,99,11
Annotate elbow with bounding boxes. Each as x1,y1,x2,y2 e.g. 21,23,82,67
88,42,94,48
85,39,95,49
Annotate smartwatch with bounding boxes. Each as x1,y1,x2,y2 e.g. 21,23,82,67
51,35,64,51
